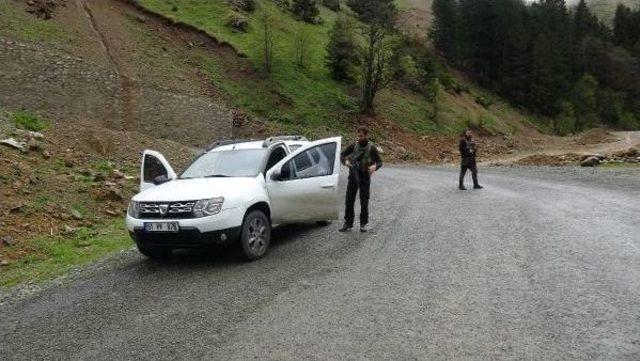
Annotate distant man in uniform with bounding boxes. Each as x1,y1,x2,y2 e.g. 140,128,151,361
459,129,483,190
339,126,383,232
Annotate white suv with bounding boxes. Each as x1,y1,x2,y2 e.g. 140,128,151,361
126,136,342,260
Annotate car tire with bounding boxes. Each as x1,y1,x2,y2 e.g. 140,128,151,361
137,245,172,260
240,210,271,261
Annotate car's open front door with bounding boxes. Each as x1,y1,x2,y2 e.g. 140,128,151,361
140,150,177,192
266,137,342,224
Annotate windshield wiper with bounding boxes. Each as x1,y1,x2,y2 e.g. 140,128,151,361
204,174,230,178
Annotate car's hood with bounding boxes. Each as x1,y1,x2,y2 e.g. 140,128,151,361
133,177,261,203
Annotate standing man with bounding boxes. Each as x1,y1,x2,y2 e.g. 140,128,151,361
459,129,483,190
339,126,383,233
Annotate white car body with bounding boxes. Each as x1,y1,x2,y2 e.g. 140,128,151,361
125,136,342,259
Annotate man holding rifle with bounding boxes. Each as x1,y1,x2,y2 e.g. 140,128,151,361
459,129,483,190
339,126,383,233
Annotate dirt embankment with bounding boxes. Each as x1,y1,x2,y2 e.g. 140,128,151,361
489,129,640,167
1,0,235,147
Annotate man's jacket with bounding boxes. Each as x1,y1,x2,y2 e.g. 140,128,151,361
459,137,477,163
341,140,383,178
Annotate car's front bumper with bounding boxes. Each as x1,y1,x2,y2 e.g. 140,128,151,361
129,226,241,249
125,207,244,249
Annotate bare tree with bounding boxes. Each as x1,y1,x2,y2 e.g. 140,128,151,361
348,0,398,113
294,26,307,68
358,24,395,114
262,13,274,74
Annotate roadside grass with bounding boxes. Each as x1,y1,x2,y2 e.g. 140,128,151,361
11,111,49,132
0,220,132,288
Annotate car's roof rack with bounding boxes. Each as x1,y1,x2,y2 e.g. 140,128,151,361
262,135,308,148
206,139,254,151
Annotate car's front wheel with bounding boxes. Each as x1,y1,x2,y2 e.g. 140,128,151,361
240,210,271,261
137,245,172,260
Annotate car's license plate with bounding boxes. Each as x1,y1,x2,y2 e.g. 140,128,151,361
144,222,179,232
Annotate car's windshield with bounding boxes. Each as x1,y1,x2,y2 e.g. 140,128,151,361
180,149,266,178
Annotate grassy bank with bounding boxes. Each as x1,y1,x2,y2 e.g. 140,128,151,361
0,220,132,288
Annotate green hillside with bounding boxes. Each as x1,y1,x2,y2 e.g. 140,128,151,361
139,0,538,138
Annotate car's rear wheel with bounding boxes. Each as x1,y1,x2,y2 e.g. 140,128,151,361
240,210,271,261
137,245,172,260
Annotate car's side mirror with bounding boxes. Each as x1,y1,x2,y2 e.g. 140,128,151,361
270,169,282,181
153,174,171,185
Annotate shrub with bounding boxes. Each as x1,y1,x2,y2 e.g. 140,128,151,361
228,0,256,12
271,0,291,9
554,101,577,135
618,112,639,130
11,111,49,131
225,12,249,32
323,0,340,11
475,95,494,109
292,0,319,23
325,15,359,81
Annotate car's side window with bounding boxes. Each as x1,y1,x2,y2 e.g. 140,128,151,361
280,143,337,181
265,146,287,173
143,155,167,183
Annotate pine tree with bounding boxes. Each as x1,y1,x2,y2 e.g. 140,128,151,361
292,0,320,23
325,15,359,81
429,0,458,61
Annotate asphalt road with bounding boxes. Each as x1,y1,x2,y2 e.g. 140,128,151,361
1,166,640,360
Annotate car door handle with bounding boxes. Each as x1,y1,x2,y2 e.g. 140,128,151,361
321,184,336,189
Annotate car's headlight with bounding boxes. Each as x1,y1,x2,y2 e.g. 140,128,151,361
192,197,224,218
128,201,140,218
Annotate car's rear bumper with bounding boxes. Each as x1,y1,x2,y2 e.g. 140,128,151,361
129,226,241,249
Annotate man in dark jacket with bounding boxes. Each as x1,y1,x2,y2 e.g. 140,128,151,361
459,129,483,190
339,126,383,232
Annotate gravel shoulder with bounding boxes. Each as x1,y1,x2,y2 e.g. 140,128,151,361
1,166,639,360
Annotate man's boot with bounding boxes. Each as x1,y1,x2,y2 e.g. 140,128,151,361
339,223,353,232
473,184,483,189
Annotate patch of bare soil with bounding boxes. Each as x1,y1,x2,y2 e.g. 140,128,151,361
574,128,617,145
512,153,582,167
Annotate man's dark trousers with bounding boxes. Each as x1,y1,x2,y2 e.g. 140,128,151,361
344,172,370,227
459,159,479,187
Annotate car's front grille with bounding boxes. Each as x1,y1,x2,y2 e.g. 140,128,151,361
139,201,196,219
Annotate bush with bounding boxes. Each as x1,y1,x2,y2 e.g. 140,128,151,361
11,111,49,131
271,0,291,9
618,112,639,130
325,15,359,81
554,101,577,135
475,95,494,109
398,55,422,92
225,12,249,32
228,0,256,12
323,0,340,11
439,73,468,94
292,0,319,23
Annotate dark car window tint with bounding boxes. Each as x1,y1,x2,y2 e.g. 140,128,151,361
294,152,313,172
265,147,287,172
281,142,337,180
143,155,167,183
